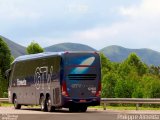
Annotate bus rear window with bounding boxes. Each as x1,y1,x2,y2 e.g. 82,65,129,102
65,53,98,66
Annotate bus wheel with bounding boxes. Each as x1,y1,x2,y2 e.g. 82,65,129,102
13,96,21,109
46,97,55,112
40,96,47,111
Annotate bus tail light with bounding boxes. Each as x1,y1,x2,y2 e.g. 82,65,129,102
96,82,101,97
62,81,69,97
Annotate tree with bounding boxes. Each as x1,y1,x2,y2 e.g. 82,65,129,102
26,41,44,54
102,72,118,98
140,75,160,98
114,53,147,98
124,53,148,76
0,37,12,97
0,69,3,97
0,37,12,77
100,53,112,75
0,69,8,97
149,65,160,77
100,53,114,97
100,52,160,99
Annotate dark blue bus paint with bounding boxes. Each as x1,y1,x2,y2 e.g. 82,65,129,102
7,52,101,112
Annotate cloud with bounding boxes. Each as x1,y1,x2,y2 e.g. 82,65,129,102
116,0,160,50
57,0,160,51
2,0,160,51
1,0,128,47
120,0,160,18
67,3,89,14
0,0,42,21
0,0,90,22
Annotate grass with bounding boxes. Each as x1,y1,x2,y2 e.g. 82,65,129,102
107,106,160,110
0,102,13,107
89,105,160,110
0,102,40,108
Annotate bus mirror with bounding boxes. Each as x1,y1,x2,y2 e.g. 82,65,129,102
5,69,11,80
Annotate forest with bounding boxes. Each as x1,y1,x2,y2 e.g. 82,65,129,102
101,53,160,98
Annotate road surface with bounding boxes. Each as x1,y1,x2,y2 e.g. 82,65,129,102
0,107,160,120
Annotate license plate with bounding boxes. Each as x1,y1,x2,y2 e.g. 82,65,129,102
80,100,86,102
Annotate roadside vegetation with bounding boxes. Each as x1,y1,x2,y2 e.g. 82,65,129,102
101,53,160,99
0,37,12,98
0,102,13,107
90,105,160,110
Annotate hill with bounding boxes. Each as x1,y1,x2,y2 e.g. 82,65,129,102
1,35,160,66
45,42,96,52
100,45,160,66
0,35,26,58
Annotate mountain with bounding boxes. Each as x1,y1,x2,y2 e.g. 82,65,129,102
45,42,96,52
1,35,160,66
100,45,160,66
0,35,26,58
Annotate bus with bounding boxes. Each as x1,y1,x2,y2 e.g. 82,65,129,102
6,51,101,112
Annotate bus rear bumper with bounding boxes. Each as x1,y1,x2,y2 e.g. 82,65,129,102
62,97,100,108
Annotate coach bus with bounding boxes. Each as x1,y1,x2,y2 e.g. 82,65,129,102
6,51,101,112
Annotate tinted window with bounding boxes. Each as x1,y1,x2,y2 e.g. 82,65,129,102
65,53,99,66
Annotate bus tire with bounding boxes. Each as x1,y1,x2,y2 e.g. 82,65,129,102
46,97,55,112
40,96,47,112
13,96,21,109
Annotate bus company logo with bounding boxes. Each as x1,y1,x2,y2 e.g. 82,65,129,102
17,79,27,86
34,66,53,89
71,84,95,89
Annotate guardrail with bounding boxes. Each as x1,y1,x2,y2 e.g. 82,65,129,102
101,98,160,110
0,98,9,103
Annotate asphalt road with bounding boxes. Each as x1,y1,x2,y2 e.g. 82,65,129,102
0,107,160,120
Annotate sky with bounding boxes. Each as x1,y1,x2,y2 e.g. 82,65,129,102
1,0,160,51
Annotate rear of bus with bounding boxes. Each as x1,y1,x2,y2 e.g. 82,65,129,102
61,52,101,111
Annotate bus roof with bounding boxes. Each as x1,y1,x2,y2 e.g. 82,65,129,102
13,51,98,63
13,52,64,63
